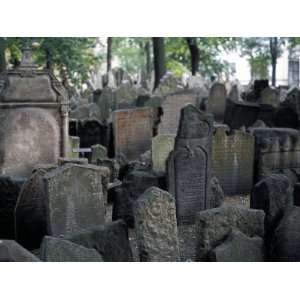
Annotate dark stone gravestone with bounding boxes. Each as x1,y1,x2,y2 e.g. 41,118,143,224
274,107,299,129
133,187,180,262
249,127,300,183
224,98,260,129
254,79,269,100
0,48,69,179
212,125,255,195
112,107,153,161
256,104,276,127
167,104,213,225
158,90,200,135
260,86,280,107
0,176,24,239
68,220,133,262
207,82,227,123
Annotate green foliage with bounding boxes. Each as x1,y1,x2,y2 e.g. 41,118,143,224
4,37,101,90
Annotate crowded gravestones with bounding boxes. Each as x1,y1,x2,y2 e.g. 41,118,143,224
3,40,300,262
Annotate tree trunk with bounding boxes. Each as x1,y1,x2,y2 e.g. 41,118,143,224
186,37,199,75
270,37,278,86
46,49,52,70
0,38,6,73
152,37,166,90
145,40,151,77
107,37,112,73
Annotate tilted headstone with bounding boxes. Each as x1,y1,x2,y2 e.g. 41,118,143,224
167,104,213,225
133,187,180,262
249,128,300,183
40,236,104,262
112,107,153,161
158,90,200,135
0,48,69,178
212,125,255,195
151,134,175,173
43,164,106,237
207,82,227,123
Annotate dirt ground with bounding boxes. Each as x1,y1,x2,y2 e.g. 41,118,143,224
106,194,250,262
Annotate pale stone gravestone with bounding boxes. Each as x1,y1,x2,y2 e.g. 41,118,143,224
158,90,200,135
133,187,180,262
113,81,138,110
207,82,227,123
91,144,107,164
249,128,300,183
43,164,106,237
112,107,153,161
68,136,80,159
151,134,175,173
40,236,104,262
96,87,113,124
260,86,280,107
0,49,69,178
212,125,255,195
228,84,240,102
167,104,213,225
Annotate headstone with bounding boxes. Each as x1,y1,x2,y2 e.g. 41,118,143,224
133,187,180,262
151,134,175,173
68,220,133,262
0,48,69,178
96,158,120,182
195,205,265,261
58,157,88,166
68,136,80,158
91,144,107,164
0,239,40,262
260,86,280,107
112,107,153,161
43,164,106,237
113,81,138,109
208,229,264,262
207,82,227,122
228,84,240,102
96,87,113,124
212,125,255,195
158,90,200,135
167,104,213,225
254,80,269,100
0,176,24,239
40,236,104,262
224,98,260,129
154,72,184,97
270,206,300,261
274,107,299,129
209,176,224,208
249,128,300,183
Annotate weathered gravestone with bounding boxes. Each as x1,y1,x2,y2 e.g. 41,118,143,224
112,107,153,161
0,239,40,262
248,127,300,183
158,90,200,135
40,236,104,262
212,125,255,195
167,104,213,225
260,86,280,107
254,79,269,101
68,136,80,159
282,86,300,122
228,84,240,102
274,107,299,129
151,134,175,173
207,82,227,123
195,204,265,261
0,48,69,178
43,164,106,237
133,187,180,262
91,144,107,164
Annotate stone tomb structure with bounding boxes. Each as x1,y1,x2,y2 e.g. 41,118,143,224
0,49,69,178
158,90,201,135
167,104,213,225
207,82,227,123
112,107,153,161
249,127,300,183
151,134,175,173
212,125,255,195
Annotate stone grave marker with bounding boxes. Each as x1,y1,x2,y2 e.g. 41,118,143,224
212,124,255,195
167,104,213,225
151,134,175,173
207,82,227,123
91,144,107,164
260,86,280,107
133,187,180,262
112,107,153,161
43,164,106,237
